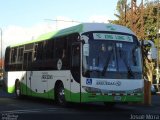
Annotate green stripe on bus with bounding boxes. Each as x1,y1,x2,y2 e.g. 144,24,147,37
80,93,144,103
9,82,143,103
20,83,80,102
20,83,54,99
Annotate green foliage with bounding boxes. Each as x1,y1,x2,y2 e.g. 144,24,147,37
144,1,159,41
111,0,160,43
110,0,159,82
113,0,129,26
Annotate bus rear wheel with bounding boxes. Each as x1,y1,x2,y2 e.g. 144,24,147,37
15,80,21,98
56,82,66,106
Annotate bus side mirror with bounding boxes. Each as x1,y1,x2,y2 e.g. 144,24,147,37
83,44,89,56
141,40,157,60
148,47,157,60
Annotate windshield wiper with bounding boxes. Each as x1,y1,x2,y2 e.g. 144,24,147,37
122,57,134,79
126,64,134,78
119,48,134,79
101,52,112,76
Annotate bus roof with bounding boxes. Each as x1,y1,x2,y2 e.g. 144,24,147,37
10,23,135,47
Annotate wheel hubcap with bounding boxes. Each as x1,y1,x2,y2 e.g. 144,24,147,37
16,82,20,96
16,89,20,96
58,88,65,103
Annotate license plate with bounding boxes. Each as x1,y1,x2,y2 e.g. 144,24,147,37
114,96,121,101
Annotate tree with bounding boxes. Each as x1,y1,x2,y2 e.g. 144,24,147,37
110,0,159,84
113,0,128,26
142,1,159,85
111,0,159,41
143,1,159,42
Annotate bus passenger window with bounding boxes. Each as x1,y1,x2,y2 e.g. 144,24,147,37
37,42,43,60
62,49,65,59
10,48,17,63
33,44,38,61
17,47,24,62
72,46,80,67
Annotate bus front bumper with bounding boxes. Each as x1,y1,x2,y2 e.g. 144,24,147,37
81,93,144,103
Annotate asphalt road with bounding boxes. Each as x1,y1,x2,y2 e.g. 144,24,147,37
0,88,160,120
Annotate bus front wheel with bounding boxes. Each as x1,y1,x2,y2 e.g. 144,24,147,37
15,80,21,98
56,82,66,106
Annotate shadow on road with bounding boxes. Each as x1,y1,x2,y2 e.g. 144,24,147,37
0,88,160,120
0,86,159,113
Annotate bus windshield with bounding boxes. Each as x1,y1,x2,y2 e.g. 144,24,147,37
82,32,142,79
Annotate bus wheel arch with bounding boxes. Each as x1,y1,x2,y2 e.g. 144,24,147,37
54,80,66,106
15,79,21,98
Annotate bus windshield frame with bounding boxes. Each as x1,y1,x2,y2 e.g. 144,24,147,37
82,31,142,79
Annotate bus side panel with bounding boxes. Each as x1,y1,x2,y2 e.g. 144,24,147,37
49,71,72,101
7,71,25,93
20,71,27,95
70,74,81,102
24,71,70,100
28,71,48,98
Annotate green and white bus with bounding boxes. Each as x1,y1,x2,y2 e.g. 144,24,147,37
4,23,144,105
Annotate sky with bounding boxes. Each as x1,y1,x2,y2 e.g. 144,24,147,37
0,0,118,27
0,0,144,55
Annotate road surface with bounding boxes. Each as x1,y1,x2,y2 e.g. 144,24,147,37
0,88,160,120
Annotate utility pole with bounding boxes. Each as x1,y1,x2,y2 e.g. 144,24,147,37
130,0,144,39
140,0,144,40
157,0,160,91
131,0,137,34
0,28,2,68
0,28,2,80
124,0,127,26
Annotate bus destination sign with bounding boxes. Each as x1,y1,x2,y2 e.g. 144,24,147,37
93,33,133,42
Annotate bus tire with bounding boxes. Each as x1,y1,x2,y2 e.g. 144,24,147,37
15,80,21,98
55,82,66,106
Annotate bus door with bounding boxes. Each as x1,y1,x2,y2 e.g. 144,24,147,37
71,43,81,102
23,51,32,95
